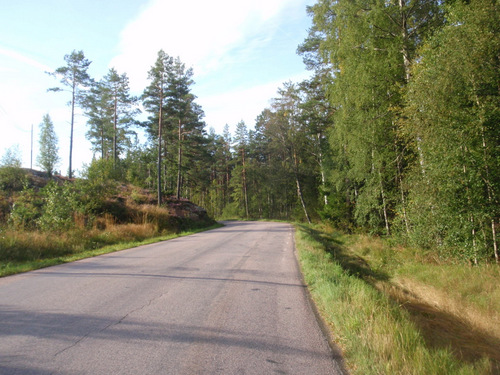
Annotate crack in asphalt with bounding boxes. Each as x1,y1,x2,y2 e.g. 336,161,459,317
53,291,167,358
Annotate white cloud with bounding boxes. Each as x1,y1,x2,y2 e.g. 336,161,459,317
0,47,52,73
198,70,311,133
109,0,305,92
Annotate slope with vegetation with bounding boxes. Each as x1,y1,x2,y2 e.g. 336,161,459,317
0,162,216,277
296,223,499,374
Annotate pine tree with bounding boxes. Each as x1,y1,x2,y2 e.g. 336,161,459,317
142,50,174,205
165,57,205,200
83,68,138,164
232,121,250,218
48,50,92,178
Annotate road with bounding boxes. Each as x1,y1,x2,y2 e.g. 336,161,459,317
0,221,345,374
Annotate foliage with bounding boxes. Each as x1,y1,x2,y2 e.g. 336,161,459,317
47,50,92,178
37,114,60,176
27,3,498,264
37,181,79,231
82,68,139,162
0,168,26,192
0,146,26,192
402,0,500,263
296,223,497,374
8,188,43,229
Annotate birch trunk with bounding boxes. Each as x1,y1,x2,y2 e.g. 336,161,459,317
293,150,311,224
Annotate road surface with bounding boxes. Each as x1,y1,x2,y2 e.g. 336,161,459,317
0,221,345,374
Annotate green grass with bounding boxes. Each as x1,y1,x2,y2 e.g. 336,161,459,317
0,223,223,277
295,223,498,375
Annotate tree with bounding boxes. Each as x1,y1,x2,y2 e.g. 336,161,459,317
165,57,205,200
37,114,60,177
1,145,22,168
0,145,26,191
276,83,315,223
83,80,113,159
83,68,138,165
403,0,500,263
142,50,174,205
48,50,92,178
232,121,250,218
298,0,443,234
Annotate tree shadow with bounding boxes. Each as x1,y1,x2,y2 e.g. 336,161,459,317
391,291,500,374
299,225,390,282
299,225,500,373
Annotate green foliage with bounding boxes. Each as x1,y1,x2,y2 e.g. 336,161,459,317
296,224,497,374
37,114,60,176
48,50,92,178
37,181,79,231
0,146,26,192
29,3,497,265
82,68,138,161
9,188,43,229
1,145,22,167
402,0,500,262
0,166,26,192
76,159,119,216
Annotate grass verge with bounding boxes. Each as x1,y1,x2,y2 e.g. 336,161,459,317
295,223,499,375
0,223,223,277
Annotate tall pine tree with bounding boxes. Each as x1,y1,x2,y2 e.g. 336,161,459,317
48,50,92,178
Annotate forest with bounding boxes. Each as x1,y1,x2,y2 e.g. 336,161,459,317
0,0,498,265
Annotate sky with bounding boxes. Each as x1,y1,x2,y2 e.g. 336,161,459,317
0,0,314,175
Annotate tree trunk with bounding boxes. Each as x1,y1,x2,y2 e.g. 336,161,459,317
317,133,328,206
100,127,104,160
242,148,249,218
113,96,118,167
176,119,182,200
293,150,311,224
379,170,391,235
475,89,498,263
398,0,411,83
157,91,163,206
69,77,76,179
395,138,410,235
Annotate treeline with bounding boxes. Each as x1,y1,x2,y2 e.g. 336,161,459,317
2,0,498,264
292,0,499,263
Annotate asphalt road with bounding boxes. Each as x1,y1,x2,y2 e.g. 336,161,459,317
0,221,345,374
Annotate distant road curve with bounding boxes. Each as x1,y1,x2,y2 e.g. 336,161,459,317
0,221,345,374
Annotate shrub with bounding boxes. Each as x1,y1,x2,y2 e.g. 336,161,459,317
0,166,27,191
9,188,43,229
37,181,79,231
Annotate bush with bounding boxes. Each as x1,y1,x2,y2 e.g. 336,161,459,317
9,188,43,229
0,166,27,191
37,181,79,231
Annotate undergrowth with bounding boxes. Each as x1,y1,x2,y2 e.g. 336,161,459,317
0,222,222,277
295,223,499,375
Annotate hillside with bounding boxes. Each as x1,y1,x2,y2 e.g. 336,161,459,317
0,167,216,274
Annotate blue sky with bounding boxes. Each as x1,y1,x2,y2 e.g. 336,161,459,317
0,0,313,175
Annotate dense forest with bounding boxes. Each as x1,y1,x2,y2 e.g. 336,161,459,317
1,0,498,264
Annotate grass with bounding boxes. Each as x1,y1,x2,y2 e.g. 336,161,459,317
0,222,223,277
295,223,499,375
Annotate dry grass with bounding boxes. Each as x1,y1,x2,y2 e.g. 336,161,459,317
296,223,499,374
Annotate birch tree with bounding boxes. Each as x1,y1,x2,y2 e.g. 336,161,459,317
403,0,499,263
37,114,60,177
